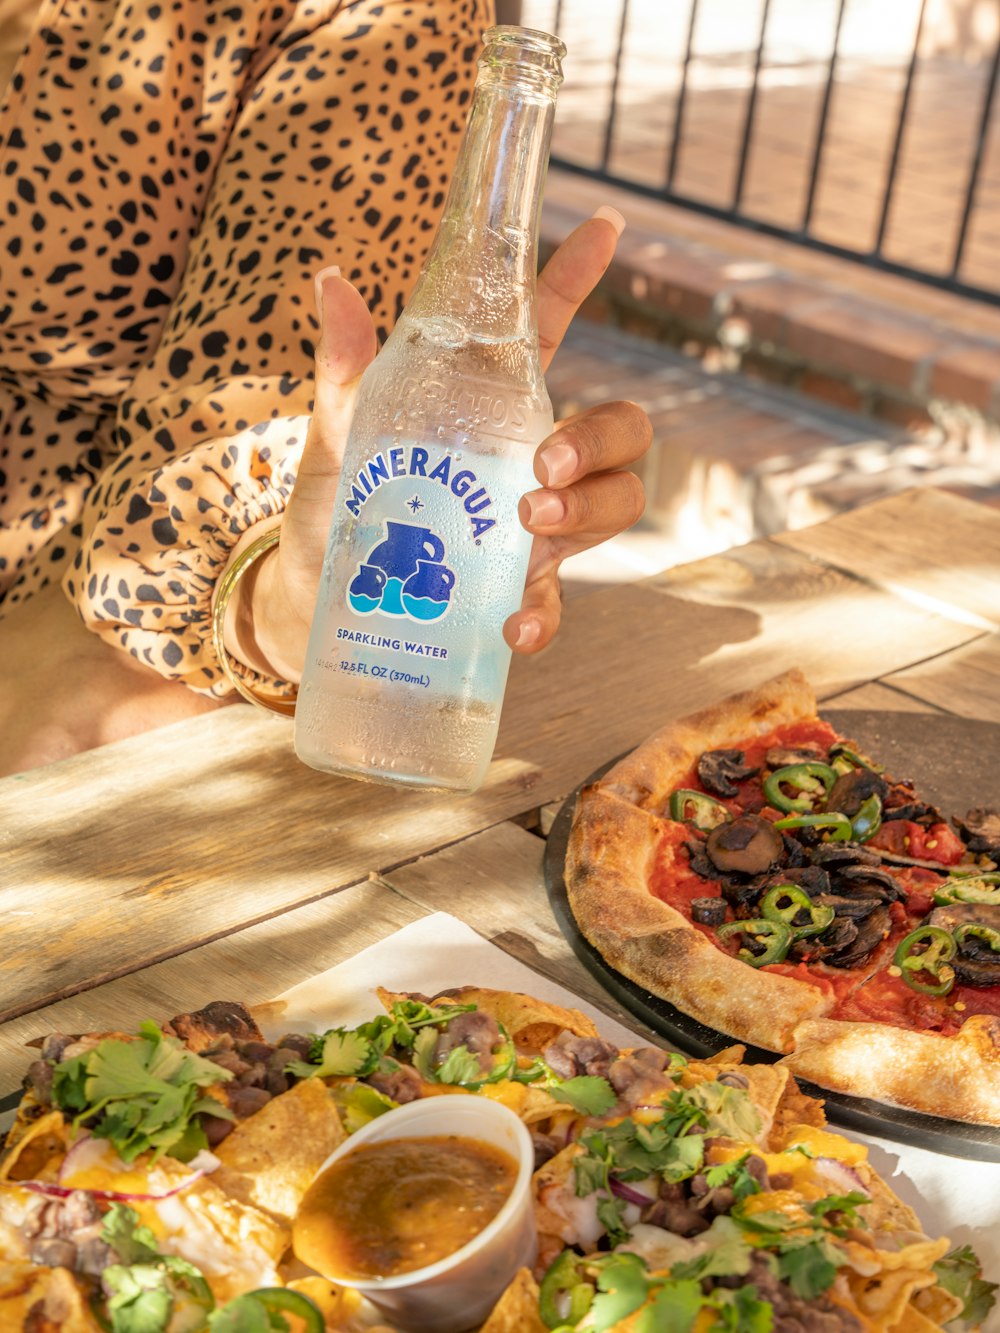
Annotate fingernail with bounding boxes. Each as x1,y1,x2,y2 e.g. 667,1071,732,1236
592,205,626,237
516,618,542,648
313,264,342,319
540,441,577,487
525,491,565,528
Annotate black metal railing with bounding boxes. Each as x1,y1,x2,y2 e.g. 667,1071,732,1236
543,0,1000,304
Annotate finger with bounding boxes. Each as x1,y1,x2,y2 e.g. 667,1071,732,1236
520,469,646,542
535,400,653,489
503,566,563,655
300,266,379,481
537,207,625,371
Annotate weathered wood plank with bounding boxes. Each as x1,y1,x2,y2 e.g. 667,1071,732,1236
881,634,1000,723
0,883,427,1093
772,489,1000,628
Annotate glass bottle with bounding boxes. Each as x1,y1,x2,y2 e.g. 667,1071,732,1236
294,25,565,792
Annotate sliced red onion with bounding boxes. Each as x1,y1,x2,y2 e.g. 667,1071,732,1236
609,1176,657,1207
814,1157,870,1199
58,1133,102,1182
21,1168,209,1203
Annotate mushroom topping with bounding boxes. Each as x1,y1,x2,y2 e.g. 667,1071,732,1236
790,916,858,962
809,843,881,869
697,749,759,798
691,896,728,927
824,904,891,968
763,865,831,897
955,808,1000,857
705,815,783,876
927,904,1000,987
811,892,884,921
825,768,889,819
882,801,944,825
834,865,904,902
765,744,824,769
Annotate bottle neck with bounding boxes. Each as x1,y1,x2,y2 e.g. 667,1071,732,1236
405,33,562,344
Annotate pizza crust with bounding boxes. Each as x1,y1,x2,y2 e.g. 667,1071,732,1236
566,785,831,1054
600,667,817,813
782,1014,1000,1125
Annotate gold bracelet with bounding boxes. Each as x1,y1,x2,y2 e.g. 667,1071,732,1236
211,525,298,718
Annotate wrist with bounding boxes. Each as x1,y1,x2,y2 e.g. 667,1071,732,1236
216,521,304,684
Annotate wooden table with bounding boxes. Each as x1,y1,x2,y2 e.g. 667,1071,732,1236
3,486,1000,1094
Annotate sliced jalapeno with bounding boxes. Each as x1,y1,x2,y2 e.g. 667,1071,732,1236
933,873,1000,907
668,788,731,831
539,1251,594,1330
762,763,838,814
773,812,854,842
717,918,792,967
850,794,882,843
954,923,1000,954
893,925,956,996
212,1290,325,1333
829,742,884,774
760,884,835,939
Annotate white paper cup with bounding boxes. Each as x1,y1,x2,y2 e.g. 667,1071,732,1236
294,1096,537,1332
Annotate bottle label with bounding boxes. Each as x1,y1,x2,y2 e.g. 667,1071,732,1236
343,443,496,541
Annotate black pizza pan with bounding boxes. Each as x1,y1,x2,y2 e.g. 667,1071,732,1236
543,710,1000,1161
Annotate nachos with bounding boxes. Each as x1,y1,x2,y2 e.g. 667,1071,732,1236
1,990,994,1331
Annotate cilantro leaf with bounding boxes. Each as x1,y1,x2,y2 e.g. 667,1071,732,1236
588,1254,650,1333
808,1192,869,1231
671,1218,754,1283
711,1283,774,1332
635,1278,703,1333
684,1080,762,1142
102,1264,175,1333
329,1082,396,1134
207,1294,287,1332
777,1239,839,1299
51,1025,232,1163
286,1027,374,1080
101,1204,162,1266
435,1044,486,1085
596,1194,631,1247
933,1244,999,1326
550,1076,618,1118
704,1152,761,1203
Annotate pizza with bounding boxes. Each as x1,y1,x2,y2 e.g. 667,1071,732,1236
565,668,1000,1126
1,986,994,1332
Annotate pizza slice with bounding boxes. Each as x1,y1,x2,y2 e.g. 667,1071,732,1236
565,669,1000,1124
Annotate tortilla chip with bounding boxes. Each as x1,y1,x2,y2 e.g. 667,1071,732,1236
212,1078,345,1223
376,986,598,1053
854,1162,924,1236
0,1262,99,1330
480,1267,546,1333
766,1073,827,1148
888,1306,946,1333
848,1266,940,1327
911,1281,965,1327
0,1109,68,1183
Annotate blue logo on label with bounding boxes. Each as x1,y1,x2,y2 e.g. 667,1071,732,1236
348,520,455,623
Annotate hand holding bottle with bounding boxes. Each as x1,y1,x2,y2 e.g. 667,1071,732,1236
224,210,652,686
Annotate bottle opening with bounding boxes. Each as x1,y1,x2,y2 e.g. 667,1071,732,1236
479,24,566,89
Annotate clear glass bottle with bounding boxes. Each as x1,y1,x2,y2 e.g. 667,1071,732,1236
294,26,565,792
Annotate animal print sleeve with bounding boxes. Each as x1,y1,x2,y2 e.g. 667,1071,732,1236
63,0,488,696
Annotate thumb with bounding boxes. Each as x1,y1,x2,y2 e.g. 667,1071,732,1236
301,266,379,479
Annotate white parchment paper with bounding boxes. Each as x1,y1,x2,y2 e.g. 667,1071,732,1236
269,912,1000,1327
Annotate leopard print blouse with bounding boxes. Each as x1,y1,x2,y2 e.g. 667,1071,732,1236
1,0,488,694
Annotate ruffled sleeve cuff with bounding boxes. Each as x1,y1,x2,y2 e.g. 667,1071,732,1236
64,417,308,698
